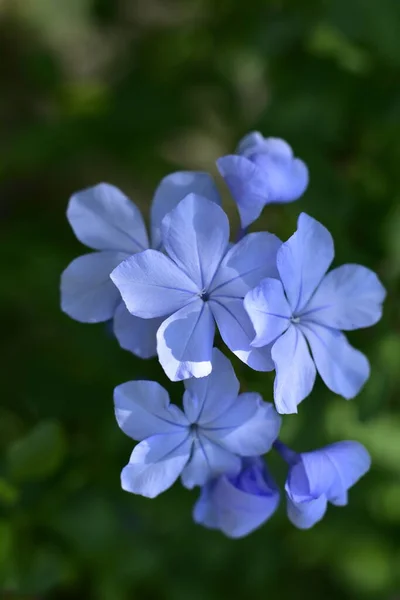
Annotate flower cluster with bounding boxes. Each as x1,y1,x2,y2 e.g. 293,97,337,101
61,131,385,538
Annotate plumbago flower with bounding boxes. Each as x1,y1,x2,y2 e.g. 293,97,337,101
193,457,280,538
274,439,370,529
114,349,281,498
111,193,281,381
60,173,221,358
217,131,309,228
245,212,386,414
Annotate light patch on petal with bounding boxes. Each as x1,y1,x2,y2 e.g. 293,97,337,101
156,300,215,381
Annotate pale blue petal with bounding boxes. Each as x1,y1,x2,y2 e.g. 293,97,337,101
114,380,188,440
320,441,371,506
210,232,281,298
110,250,198,318
277,213,334,313
156,300,215,381
183,348,239,424
217,149,308,228
271,325,316,414
61,251,126,323
287,454,330,502
210,297,274,371
284,460,311,502
194,458,280,538
251,137,294,159
236,131,265,155
237,133,294,160
250,152,308,204
286,495,328,530
301,264,386,330
113,302,162,358
203,393,281,456
151,171,221,249
193,484,220,530
287,441,371,509
217,155,270,228
301,323,370,399
67,183,149,253
121,433,192,498
244,278,291,347
181,436,241,489
161,194,229,289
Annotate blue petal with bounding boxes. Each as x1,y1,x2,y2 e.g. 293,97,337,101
277,213,334,314
193,458,280,538
181,436,241,489
287,455,329,502
151,171,221,249
271,325,317,414
121,433,192,498
114,380,188,440
183,348,239,424
110,249,198,318
244,278,291,347
217,155,270,228
67,183,149,253
202,393,281,456
300,264,386,330
210,232,281,298
156,300,215,381
210,297,275,371
113,302,162,358
252,137,294,159
61,251,126,323
286,495,328,530
237,133,294,160
161,194,229,290
236,131,266,155
217,149,308,228
250,152,308,203
318,441,371,506
301,323,370,399
286,441,370,510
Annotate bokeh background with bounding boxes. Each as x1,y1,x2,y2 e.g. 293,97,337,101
1,0,400,598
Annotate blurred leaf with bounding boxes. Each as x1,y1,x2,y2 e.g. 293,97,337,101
0,520,13,565
332,536,395,594
22,546,74,594
308,22,372,74
7,420,67,482
0,478,19,506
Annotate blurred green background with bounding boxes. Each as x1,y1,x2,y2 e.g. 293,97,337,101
1,0,400,598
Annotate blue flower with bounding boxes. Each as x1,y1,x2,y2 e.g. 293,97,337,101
244,212,386,413
61,172,221,358
114,349,281,498
111,193,281,380
193,457,280,538
274,440,371,529
217,131,309,228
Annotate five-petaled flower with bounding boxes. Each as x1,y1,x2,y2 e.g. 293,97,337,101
114,349,281,498
61,173,221,358
245,212,386,414
111,193,281,381
193,456,280,538
217,131,309,228
274,439,371,529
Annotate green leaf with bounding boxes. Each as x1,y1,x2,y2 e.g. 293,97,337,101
0,478,19,506
7,420,67,482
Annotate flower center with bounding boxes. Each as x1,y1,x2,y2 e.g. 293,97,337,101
291,316,300,324
199,289,210,301
189,423,198,435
